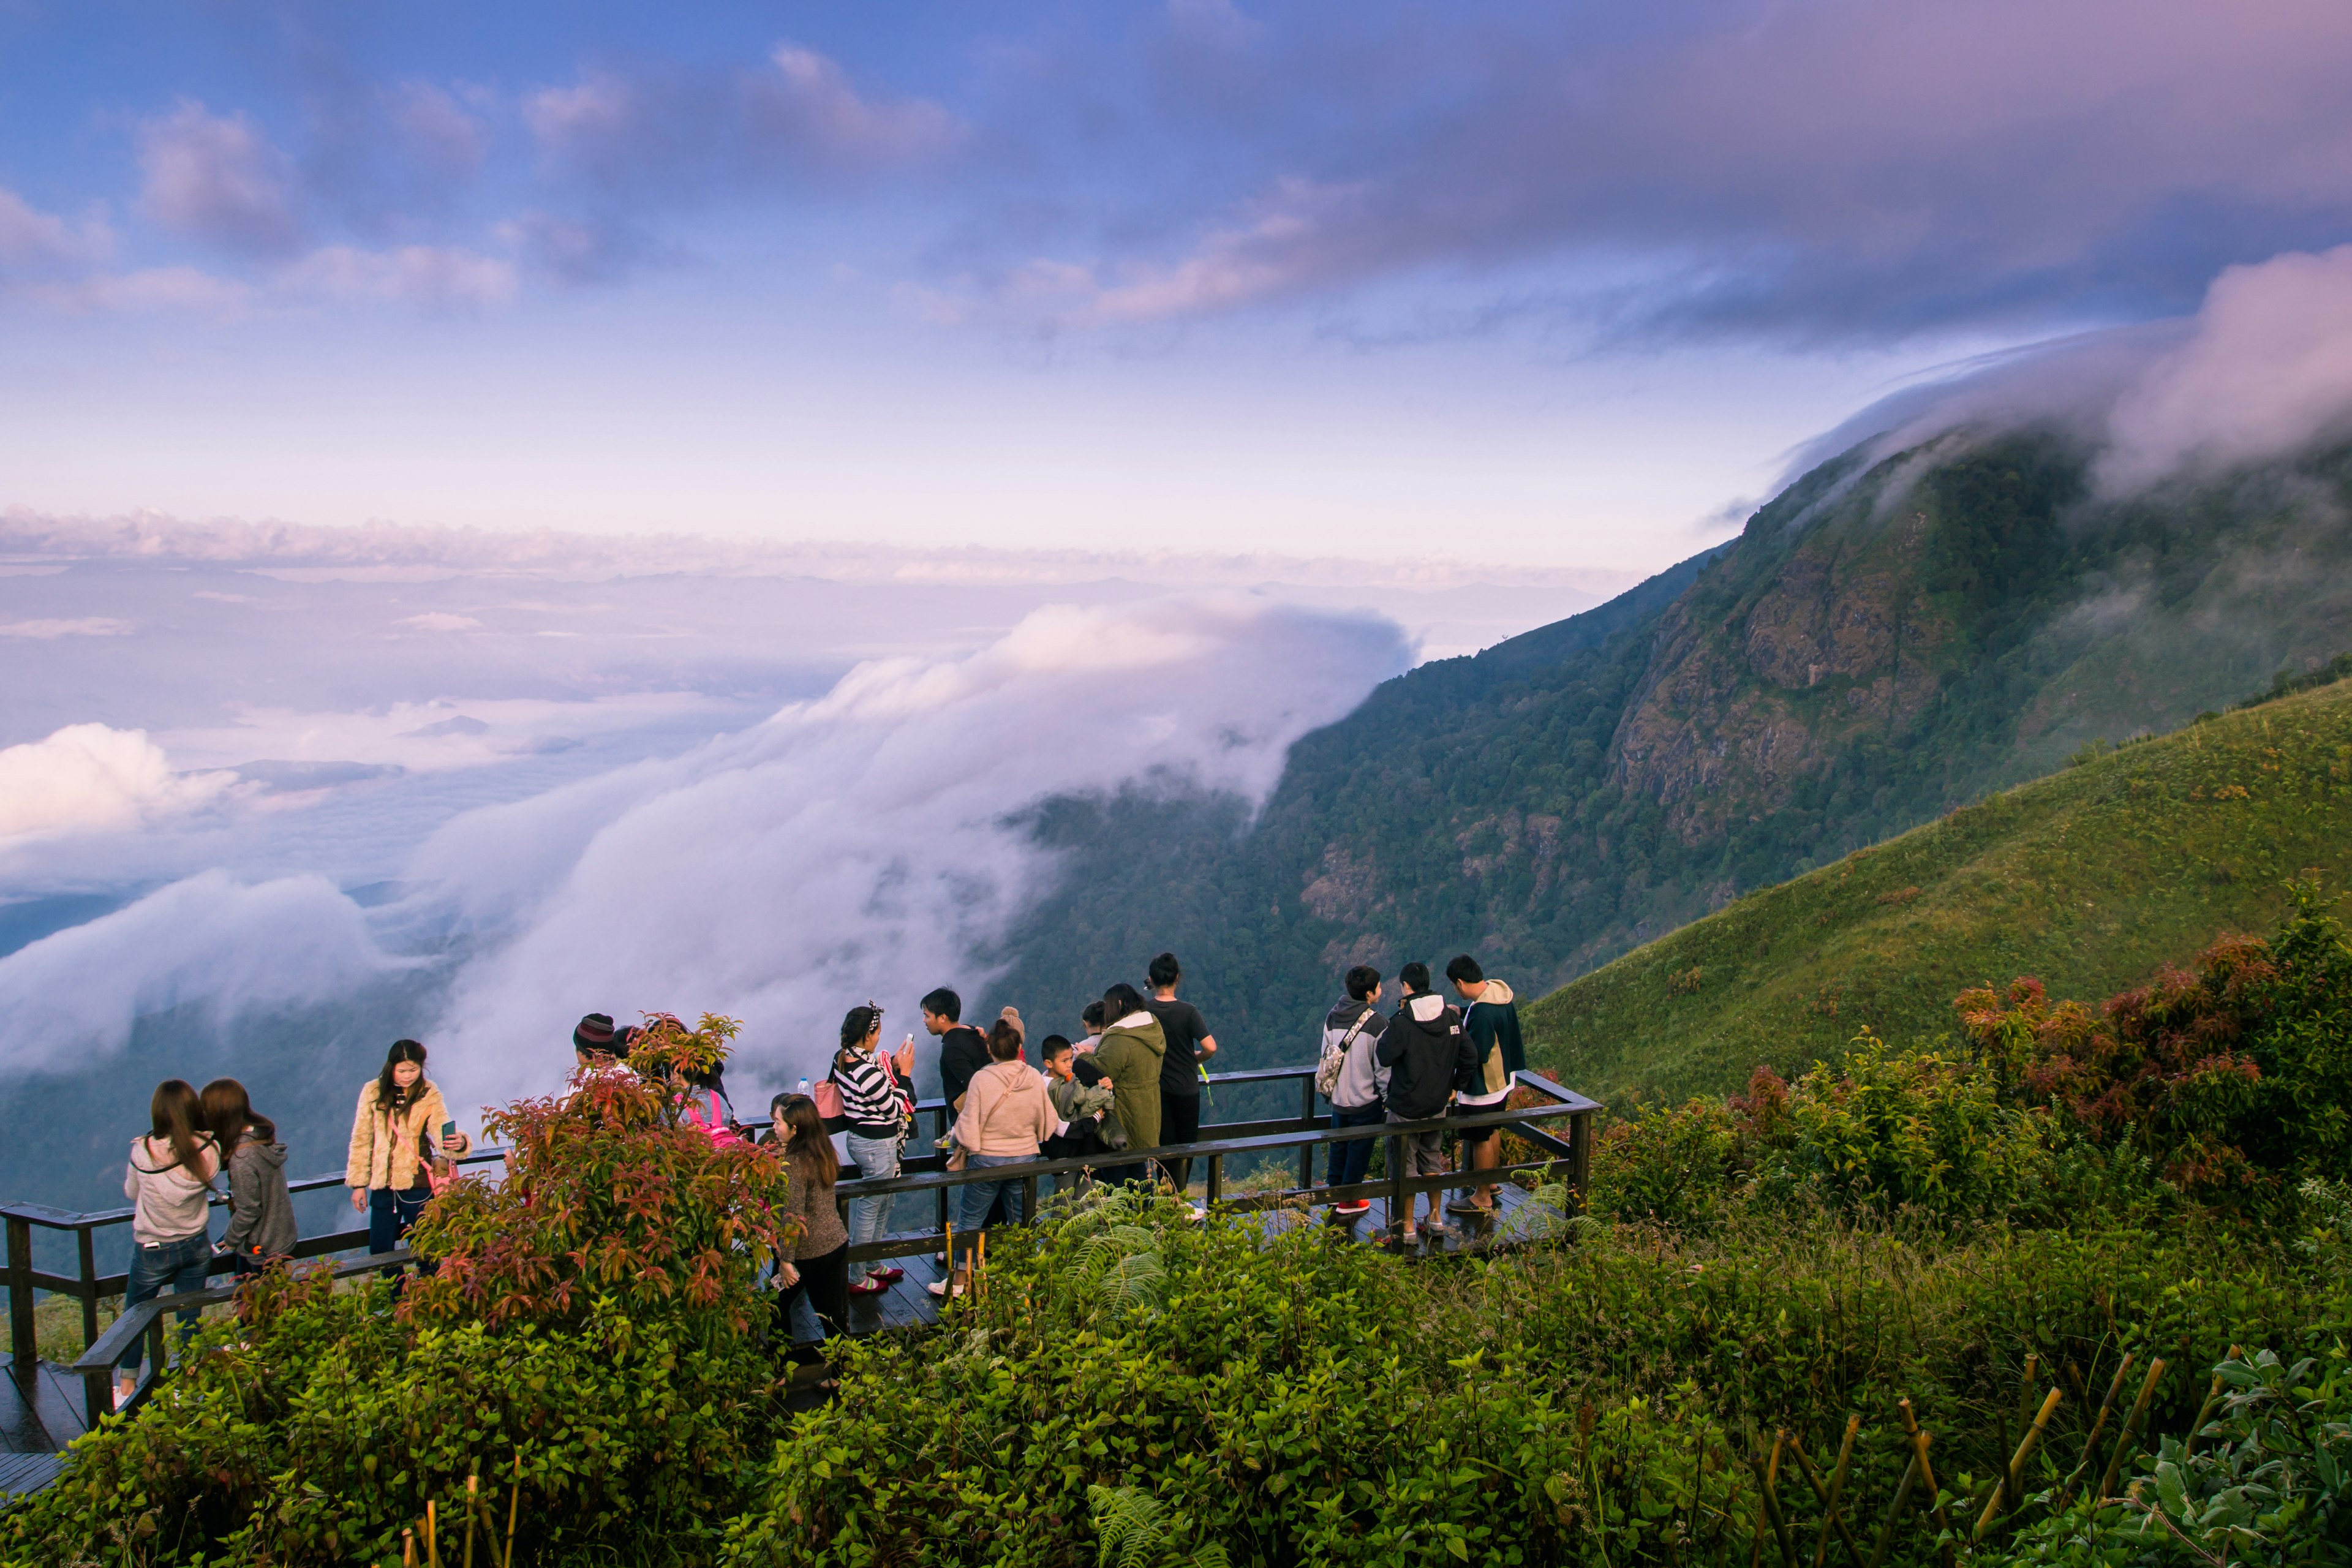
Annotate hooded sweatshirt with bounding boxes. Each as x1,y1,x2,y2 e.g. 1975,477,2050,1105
219,1134,298,1260
123,1134,219,1246
1091,1011,1167,1151
1374,992,1475,1121
954,1058,1060,1157
1459,979,1527,1105
938,1025,991,1112
1321,998,1385,1111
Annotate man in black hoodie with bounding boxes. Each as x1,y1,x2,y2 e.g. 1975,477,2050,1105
1374,962,1476,1246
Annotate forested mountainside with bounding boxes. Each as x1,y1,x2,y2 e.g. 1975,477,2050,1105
992,432,2352,1066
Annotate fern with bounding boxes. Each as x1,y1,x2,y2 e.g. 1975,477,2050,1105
1087,1484,1229,1568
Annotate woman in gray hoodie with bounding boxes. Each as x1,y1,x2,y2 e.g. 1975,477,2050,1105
202,1078,296,1273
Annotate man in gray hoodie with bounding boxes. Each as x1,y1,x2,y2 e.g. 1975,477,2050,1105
1320,965,1385,1218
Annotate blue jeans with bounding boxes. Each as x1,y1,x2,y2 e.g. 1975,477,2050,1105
118,1230,211,1376
1325,1102,1385,1193
955,1153,1028,1265
369,1183,433,1278
844,1133,900,1257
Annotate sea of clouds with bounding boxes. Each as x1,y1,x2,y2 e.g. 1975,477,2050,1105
0,530,1629,1204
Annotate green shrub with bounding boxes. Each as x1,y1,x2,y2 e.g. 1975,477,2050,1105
4,1014,797,1568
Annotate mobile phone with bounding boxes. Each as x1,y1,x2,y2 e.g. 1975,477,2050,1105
440,1120,456,1140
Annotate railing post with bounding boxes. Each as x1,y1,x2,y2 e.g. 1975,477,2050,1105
933,1106,949,1245
77,1226,100,1352
1297,1072,1316,1192
1389,1134,1406,1237
6,1212,34,1382
1205,1153,1223,1210
1022,1174,1038,1227
1569,1110,1593,1213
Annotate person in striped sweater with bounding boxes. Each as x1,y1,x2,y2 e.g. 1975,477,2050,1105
828,1004,915,1296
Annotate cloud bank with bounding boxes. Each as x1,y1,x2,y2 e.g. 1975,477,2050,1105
1792,245,2352,492
415,594,1408,1110
0,724,236,841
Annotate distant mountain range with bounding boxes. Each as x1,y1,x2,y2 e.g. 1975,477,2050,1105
995,431,2352,1077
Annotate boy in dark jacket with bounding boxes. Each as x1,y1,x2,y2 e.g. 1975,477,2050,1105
1374,962,1476,1246
1447,952,1527,1217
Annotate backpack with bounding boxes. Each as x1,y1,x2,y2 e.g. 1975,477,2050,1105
1315,1007,1376,1099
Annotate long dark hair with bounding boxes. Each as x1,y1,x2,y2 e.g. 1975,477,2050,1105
375,1039,429,1113
767,1093,839,1186
1102,982,1148,1022
144,1079,211,1175
200,1078,276,1159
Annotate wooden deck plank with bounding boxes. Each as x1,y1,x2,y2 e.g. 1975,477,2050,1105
0,1450,66,1498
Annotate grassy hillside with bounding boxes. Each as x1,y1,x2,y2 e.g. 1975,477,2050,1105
1525,673,2352,1106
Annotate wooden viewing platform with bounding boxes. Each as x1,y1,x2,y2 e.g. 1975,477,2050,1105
2,1065,1597,1499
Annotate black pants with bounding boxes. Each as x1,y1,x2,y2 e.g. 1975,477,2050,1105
775,1243,849,1342
1160,1093,1202,1191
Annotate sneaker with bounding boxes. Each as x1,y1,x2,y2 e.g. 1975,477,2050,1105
1425,1221,1462,1241
1333,1199,1373,1216
869,1265,906,1283
925,1279,950,1298
848,1276,889,1297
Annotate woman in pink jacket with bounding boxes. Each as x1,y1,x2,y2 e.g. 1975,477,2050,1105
929,1020,1056,1297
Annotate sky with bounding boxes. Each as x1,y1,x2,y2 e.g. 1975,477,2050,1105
7,0,2350,568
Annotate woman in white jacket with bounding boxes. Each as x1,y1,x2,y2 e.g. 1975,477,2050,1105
115,1079,219,1406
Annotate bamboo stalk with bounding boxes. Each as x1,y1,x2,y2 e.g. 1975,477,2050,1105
1896,1401,1954,1568
2065,1353,2135,1498
1749,1430,1783,1568
1751,1434,1800,1568
503,1455,521,1568
2018,1352,2040,1439
427,1499,440,1568
1866,1455,1920,1568
1787,1428,1864,1568
1811,1417,1861,1568
2095,1358,2166,1503
464,1472,480,1568
1975,1387,2064,1539
2181,1346,2240,1461
404,1528,417,1568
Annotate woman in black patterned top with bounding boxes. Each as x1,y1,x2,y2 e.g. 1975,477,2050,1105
827,1005,914,1296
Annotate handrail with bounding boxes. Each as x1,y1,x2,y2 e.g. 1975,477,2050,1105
66,1250,417,1428
7,1061,1600,1442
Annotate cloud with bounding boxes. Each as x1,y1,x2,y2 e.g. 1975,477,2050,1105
413,594,1408,1109
20,264,254,315
0,617,132,638
524,42,961,197
0,724,237,840
0,186,111,275
978,0,2352,342
0,503,1629,591
389,81,491,181
277,243,518,309
394,611,486,631
136,100,304,257
0,870,409,1072
2097,246,2352,491
1795,243,2352,495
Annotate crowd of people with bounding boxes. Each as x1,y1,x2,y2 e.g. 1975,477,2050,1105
110,945,1525,1381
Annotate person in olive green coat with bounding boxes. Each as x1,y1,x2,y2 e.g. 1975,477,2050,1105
1091,982,1166,1185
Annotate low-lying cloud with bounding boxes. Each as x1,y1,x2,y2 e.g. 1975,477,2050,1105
415,594,1407,1111
0,724,236,841
1803,244,2352,493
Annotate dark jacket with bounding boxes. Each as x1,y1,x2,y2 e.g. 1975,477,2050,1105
938,1025,990,1112
1461,980,1528,1100
1374,992,1474,1121
219,1136,296,1261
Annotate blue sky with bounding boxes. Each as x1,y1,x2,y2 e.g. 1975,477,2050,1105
2,0,2348,568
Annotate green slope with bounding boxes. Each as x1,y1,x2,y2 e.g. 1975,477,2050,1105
1524,676,2352,1107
